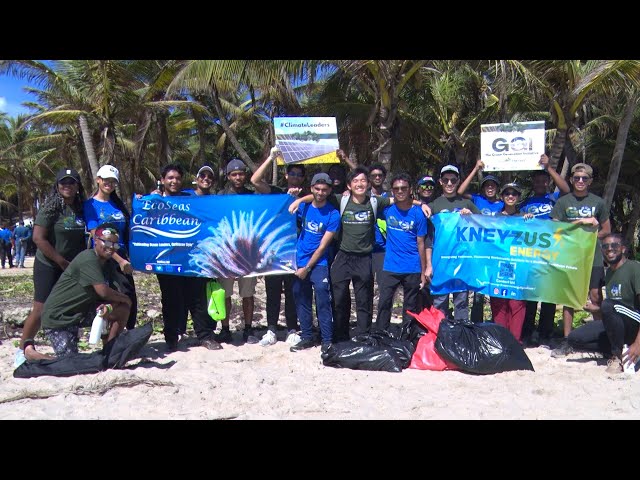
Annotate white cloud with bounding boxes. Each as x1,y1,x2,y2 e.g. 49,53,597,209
0,97,7,112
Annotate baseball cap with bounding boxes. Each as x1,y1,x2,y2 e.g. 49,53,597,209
417,175,436,186
480,175,500,187
311,173,332,186
197,165,216,177
55,167,81,184
226,159,246,174
95,223,119,239
500,182,522,195
96,164,119,182
440,165,460,176
571,163,593,177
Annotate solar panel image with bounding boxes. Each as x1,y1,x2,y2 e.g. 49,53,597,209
276,138,339,164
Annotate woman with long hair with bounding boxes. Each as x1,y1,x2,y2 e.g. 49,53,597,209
83,165,137,331
17,168,87,363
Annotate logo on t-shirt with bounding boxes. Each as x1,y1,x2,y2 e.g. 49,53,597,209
610,283,622,298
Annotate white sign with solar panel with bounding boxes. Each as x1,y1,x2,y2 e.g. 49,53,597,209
274,117,340,165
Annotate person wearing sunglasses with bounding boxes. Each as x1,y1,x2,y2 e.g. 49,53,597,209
16,168,87,366
39,224,132,357
566,234,640,375
489,183,534,343
520,154,571,347
83,165,138,335
250,147,306,346
415,175,437,313
427,165,480,323
550,163,610,358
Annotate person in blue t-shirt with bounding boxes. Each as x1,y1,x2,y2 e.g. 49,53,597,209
519,153,570,346
12,220,31,268
375,172,428,333
84,164,138,331
457,159,503,323
289,173,341,352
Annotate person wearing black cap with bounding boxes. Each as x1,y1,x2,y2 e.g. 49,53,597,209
250,147,305,346
550,162,610,358
17,167,87,364
289,172,341,352
216,158,259,344
415,174,437,313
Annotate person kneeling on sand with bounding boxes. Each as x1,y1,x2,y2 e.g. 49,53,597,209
566,233,640,375
39,224,132,358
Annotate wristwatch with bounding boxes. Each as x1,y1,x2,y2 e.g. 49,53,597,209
305,265,312,273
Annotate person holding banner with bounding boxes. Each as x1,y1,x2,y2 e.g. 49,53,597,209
566,233,640,375
290,173,341,352
250,147,304,346
427,165,480,322
489,183,534,343
216,159,259,345
520,153,570,347
550,162,610,358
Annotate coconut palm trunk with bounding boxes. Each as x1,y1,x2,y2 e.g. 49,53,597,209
79,115,99,178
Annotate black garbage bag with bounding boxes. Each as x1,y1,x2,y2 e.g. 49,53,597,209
435,320,534,374
322,331,415,373
14,322,154,378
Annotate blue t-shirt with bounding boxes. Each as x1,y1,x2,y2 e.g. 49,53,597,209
12,225,31,241
471,194,503,216
520,191,560,219
382,204,427,274
372,191,389,252
83,198,129,251
296,202,341,268
0,228,11,244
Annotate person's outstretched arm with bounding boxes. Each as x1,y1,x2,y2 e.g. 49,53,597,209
251,146,281,194
457,159,483,197
540,154,570,194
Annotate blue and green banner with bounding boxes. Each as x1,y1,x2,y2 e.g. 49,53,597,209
129,194,297,278
430,213,597,308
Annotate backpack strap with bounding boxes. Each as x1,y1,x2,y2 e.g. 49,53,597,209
369,196,378,221
340,194,351,217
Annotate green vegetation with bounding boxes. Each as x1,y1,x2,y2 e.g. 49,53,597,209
0,275,33,298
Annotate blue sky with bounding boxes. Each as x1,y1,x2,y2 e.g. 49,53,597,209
0,74,35,117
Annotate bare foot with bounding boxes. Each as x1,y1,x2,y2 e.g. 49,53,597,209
24,345,55,361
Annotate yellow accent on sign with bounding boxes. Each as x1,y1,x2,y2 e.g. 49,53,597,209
277,151,340,166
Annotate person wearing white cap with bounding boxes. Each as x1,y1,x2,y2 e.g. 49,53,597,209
83,164,138,333
426,164,480,322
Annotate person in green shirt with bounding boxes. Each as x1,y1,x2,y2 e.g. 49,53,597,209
41,224,132,357
567,233,640,375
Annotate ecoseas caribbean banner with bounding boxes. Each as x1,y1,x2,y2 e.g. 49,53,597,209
129,194,297,278
430,213,597,309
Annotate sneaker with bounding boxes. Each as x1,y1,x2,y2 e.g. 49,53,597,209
290,338,316,352
320,342,332,354
259,329,278,347
215,328,233,343
243,327,259,344
551,339,574,358
605,356,624,375
286,330,301,345
201,338,223,350
14,348,27,368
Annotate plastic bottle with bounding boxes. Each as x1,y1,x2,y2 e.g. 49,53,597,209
623,344,636,375
89,312,105,345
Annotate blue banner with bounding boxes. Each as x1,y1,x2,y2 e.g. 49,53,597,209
129,194,297,278
430,213,597,309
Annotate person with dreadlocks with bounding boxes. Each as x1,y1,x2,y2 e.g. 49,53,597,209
16,168,87,365
83,165,138,331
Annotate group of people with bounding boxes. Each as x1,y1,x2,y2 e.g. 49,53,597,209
0,220,33,269
11,148,640,377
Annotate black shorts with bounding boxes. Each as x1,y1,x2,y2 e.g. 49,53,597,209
589,266,605,290
33,258,63,303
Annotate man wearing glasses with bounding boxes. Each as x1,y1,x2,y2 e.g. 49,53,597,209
415,175,437,312
567,234,640,375
250,147,306,346
426,165,480,322
39,224,132,357
550,163,610,357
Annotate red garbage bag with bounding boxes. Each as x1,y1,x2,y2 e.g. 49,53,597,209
407,307,458,371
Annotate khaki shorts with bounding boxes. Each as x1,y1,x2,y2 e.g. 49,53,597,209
219,276,257,298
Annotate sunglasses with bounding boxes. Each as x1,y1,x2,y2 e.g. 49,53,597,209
287,172,304,178
573,175,591,182
601,242,621,251
96,237,120,250
370,173,384,178
419,184,435,190
441,178,458,184
392,186,410,192
58,178,78,186
502,190,519,197
198,172,215,180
